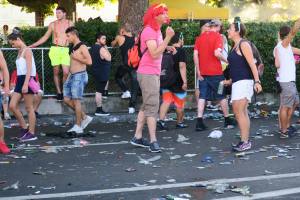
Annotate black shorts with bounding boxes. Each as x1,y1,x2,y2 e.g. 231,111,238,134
14,75,35,94
95,80,107,94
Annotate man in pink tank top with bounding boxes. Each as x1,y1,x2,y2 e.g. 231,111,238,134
30,7,74,101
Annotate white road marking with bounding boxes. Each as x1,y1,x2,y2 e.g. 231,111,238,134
214,187,300,200
1,172,300,200
15,141,129,150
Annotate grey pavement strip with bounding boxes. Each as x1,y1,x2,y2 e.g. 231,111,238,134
1,172,300,200
213,187,300,200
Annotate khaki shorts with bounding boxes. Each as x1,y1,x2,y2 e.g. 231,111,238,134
137,73,160,118
280,82,299,108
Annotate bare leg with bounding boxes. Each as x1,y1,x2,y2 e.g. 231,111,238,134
176,108,184,124
197,99,206,117
64,97,86,120
53,66,61,94
280,106,289,133
147,116,157,143
62,65,69,84
0,118,4,142
159,102,170,120
220,98,229,117
9,93,27,129
95,92,102,107
233,99,250,142
134,110,146,139
73,99,82,126
23,94,36,134
33,94,42,112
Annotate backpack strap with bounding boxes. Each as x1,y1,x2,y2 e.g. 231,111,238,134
137,28,148,59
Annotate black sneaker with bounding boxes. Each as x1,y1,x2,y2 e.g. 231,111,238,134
103,90,108,99
149,141,161,153
176,122,188,129
56,93,63,101
35,111,40,119
195,121,207,131
224,118,236,129
206,105,218,111
157,120,169,130
130,137,150,148
95,107,110,116
279,131,289,139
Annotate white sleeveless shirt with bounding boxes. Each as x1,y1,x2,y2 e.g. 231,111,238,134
274,41,295,82
16,48,36,76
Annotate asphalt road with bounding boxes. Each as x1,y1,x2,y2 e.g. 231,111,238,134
1,111,300,200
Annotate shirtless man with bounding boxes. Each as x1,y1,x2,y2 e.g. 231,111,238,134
30,7,73,101
64,26,93,134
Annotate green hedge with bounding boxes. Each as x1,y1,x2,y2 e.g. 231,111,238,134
4,18,300,93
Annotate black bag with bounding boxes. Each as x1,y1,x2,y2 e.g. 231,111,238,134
239,39,264,77
160,51,176,89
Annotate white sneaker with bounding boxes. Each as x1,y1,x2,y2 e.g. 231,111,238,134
4,113,11,120
121,90,131,99
81,115,93,129
67,124,83,134
128,107,135,114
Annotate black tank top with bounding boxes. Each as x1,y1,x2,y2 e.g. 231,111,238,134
90,44,111,81
119,35,135,65
228,47,253,83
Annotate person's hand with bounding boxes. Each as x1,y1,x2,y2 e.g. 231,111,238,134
223,79,232,86
166,46,177,54
182,82,187,91
198,74,204,81
2,87,9,96
165,26,175,38
214,48,222,58
254,82,262,93
22,84,28,94
71,51,81,60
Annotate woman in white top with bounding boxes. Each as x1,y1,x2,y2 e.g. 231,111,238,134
8,28,37,142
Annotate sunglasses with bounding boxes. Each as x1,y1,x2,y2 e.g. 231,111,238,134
235,21,241,32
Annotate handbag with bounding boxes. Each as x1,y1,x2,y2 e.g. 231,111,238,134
28,77,40,93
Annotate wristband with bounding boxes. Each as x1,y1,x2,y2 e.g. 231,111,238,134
254,81,261,85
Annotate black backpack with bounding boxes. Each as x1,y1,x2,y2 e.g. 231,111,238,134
239,39,264,77
160,51,176,89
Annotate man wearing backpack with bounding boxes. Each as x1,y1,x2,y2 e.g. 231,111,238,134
112,24,139,114
130,3,174,153
194,19,235,131
158,32,188,130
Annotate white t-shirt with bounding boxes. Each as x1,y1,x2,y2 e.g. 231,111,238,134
273,41,295,82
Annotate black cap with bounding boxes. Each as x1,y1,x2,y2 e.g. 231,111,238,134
200,19,211,28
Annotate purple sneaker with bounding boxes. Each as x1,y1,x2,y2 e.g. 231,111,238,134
19,132,37,142
232,141,252,152
17,128,29,139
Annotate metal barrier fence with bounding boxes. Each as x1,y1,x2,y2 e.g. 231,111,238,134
1,46,196,96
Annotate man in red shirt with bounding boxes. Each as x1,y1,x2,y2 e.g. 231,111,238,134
193,20,235,131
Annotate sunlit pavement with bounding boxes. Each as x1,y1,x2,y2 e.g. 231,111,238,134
1,112,300,200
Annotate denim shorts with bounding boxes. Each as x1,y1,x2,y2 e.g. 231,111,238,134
198,75,226,101
63,71,88,100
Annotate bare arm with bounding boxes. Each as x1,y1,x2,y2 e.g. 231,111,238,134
193,50,202,79
0,50,9,92
292,47,300,55
214,48,228,63
240,42,260,82
111,35,123,47
274,47,280,68
24,49,33,86
29,23,53,48
179,61,187,90
282,18,300,48
100,47,111,61
72,46,92,65
146,27,174,59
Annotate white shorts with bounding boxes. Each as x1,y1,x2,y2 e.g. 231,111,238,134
231,80,254,103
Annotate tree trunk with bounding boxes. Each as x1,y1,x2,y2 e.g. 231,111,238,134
57,0,76,22
35,11,45,27
118,0,149,35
